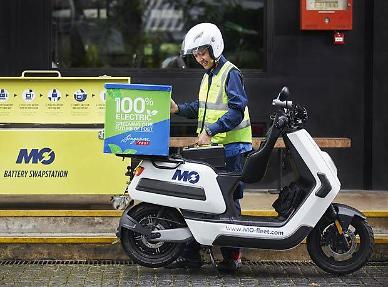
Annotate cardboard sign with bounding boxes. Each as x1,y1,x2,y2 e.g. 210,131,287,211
104,83,172,156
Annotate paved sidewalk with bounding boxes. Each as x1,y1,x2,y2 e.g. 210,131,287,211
0,261,386,287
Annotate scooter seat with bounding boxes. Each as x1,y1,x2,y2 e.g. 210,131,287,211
240,124,281,183
181,146,226,169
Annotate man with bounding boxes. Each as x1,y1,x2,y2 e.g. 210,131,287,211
169,23,252,273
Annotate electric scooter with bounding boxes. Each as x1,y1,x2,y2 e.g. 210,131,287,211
114,87,374,275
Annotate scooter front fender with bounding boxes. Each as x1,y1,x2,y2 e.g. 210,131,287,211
333,203,366,229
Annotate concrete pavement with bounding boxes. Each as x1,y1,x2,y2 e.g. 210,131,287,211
0,261,386,286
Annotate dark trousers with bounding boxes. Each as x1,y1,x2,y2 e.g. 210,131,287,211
220,152,245,260
183,152,246,261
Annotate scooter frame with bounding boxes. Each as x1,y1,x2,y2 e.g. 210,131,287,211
117,117,363,251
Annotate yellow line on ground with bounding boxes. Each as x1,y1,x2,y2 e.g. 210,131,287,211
0,210,122,217
374,236,388,244
0,236,117,244
0,210,387,218
242,210,278,216
363,211,388,217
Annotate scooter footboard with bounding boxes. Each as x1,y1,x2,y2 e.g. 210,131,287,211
212,226,312,250
185,218,312,249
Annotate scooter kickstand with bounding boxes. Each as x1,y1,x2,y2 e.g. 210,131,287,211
207,247,217,270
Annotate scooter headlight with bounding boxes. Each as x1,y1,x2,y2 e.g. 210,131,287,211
134,166,145,176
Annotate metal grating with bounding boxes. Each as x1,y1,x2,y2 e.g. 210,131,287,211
0,260,386,266
0,260,133,265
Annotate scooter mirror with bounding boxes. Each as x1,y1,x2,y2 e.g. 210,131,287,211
278,87,290,101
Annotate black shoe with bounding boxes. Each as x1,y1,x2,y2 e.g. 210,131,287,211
217,259,242,273
165,256,203,269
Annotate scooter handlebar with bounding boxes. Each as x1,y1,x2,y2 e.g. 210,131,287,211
272,99,293,108
275,115,289,128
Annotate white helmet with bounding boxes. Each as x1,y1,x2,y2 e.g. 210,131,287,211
181,23,224,60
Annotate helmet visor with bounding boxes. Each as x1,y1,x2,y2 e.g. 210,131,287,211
181,44,210,57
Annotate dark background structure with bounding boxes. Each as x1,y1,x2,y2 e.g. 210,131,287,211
0,0,387,190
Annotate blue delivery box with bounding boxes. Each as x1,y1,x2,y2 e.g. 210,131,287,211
104,83,172,156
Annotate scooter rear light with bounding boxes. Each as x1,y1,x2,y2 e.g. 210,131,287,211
134,166,144,176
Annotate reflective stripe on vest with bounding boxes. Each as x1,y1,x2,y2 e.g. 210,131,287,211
197,61,252,145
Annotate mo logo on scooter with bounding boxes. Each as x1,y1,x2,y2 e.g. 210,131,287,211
172,169,200,184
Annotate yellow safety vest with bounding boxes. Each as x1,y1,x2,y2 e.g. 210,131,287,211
197,61,252,145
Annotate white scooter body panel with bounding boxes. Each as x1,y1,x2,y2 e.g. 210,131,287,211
128,160,226,214
286,129,341,225
184,129,341,246
116,89,373,275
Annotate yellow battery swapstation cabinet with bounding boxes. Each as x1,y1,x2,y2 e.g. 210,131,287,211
0,71,131,194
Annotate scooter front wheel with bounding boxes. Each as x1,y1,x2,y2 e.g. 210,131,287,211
307,216,374,275
120,203,186,268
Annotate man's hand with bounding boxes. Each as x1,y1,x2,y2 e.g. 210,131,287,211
170,99,179,114
197,131,212,145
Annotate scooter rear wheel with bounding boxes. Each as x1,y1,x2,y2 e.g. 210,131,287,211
120,203,186,268
307,216,374,275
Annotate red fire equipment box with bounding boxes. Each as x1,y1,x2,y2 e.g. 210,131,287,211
301,0,353,30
